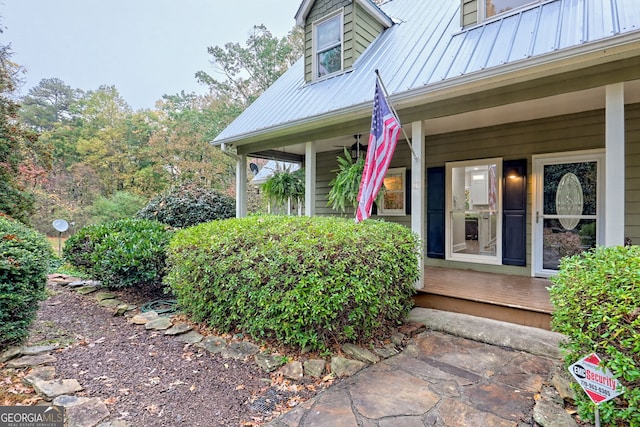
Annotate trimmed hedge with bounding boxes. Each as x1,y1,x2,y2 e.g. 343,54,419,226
1,216,55,348
550,245,640,426
63,219,173,290
136,183,235,228
165,215,421,350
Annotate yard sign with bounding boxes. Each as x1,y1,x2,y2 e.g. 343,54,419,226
569,353,624,404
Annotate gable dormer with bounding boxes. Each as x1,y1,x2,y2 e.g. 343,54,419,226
295,0,393,83
462,0,548,27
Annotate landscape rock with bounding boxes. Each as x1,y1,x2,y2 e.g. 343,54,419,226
94,292,117,301
22,366,56,386
32,378,83,400
76,286,99,295
145,317,173,330
533,398,577,427
174,330,203,344
255,353,284,373
222,341,260,360
330,356,366,377
280,361,304,380
164,323,193,336
342,343,380,364
391,332,405,346
373,345,399,359
21,344,59,355
551,373,576,403
303,359,326,378
98,299,124,308
54,395,110,427
113,304,137,317
0,346,21,363
6,353,57,368
196,336,227,354
130,311,158,325
67,280,87,288
97,420,131,427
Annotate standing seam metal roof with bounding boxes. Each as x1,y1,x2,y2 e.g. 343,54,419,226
214,0,640,144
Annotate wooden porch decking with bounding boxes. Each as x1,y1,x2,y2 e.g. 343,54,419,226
414,267,555,330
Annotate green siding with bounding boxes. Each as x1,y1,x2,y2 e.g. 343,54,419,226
462,0,478,27
626,103,640,245
303,0,385,83
424,109,605,275
315,141,412,228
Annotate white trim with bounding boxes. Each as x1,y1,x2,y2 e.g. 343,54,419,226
378,167,406,216
305,141,317,217
531,149,605,277
312,10,344,80
479,0,546,22
445,158,503,265
411,120,425,289
295,0,392,28
213,34,640,146
236,154,247,218
605,83,625,246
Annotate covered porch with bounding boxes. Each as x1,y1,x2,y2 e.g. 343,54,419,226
415,267,554,330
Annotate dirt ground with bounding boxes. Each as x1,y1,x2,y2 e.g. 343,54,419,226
19,280,335,426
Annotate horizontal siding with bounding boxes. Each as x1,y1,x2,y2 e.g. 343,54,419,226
423,108,608,275
315,140,413,228
626,103,640,244
462,0,478,27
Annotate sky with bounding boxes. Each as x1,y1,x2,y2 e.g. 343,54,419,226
2,0,303,110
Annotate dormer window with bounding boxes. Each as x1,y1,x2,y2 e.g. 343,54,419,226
314,12,343,79
482,0,537,19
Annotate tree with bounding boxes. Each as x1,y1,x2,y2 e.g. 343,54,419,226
196,25,303,108
145,92,236,192
19,78,81,131
0,35,44,223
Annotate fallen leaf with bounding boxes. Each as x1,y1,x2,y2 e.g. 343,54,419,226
104,397,118,405
189,385,196,392
235,384,246,391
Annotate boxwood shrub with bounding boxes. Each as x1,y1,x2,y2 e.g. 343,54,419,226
1,215,56,348
165,215,421,351
549,245,640,426
63,219,173,289
136,182,235,228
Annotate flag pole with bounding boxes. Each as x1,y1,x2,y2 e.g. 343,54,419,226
375,69,418,160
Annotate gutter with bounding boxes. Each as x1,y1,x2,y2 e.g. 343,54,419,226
213,31,640,148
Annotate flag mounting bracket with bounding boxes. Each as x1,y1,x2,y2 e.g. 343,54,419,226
375,69,419,161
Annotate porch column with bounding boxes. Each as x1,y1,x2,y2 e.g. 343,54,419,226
236,154,247,218
305,141,317,217
411,120,426,289
605,83,625,246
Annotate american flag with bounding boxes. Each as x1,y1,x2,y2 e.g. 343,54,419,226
355,80,401,223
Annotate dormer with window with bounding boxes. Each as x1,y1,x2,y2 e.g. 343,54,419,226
461,0,548,27
296,0,393,83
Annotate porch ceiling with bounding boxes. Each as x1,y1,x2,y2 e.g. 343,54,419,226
245,78,640,160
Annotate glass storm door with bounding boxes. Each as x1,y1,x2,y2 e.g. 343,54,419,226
533,152,603,277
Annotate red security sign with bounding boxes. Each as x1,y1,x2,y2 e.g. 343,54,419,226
569,353,624,404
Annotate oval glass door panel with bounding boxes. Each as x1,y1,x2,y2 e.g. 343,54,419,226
542,161,597,270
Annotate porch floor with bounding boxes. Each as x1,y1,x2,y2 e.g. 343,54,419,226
414,267,555,330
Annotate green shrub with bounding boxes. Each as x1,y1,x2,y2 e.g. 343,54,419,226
0,215,55,348
165,215,420,351
63,219,173,289
136,182,235,228
549,245,640,426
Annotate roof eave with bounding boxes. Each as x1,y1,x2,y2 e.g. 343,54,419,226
213,32,640,148
295,0,392,28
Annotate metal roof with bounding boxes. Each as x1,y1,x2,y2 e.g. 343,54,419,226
214,0,640,145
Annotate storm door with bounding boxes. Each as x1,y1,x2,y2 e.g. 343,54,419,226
533,151,604,277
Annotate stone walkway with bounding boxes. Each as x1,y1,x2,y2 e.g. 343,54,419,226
1,275,586,426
